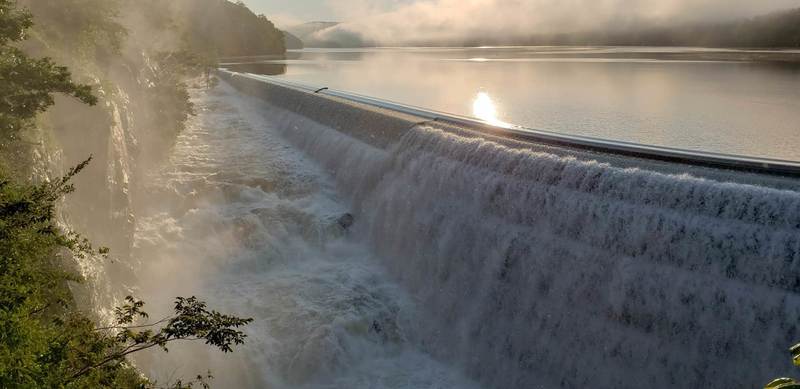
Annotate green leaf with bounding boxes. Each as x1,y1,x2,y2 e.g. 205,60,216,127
767,378,796,388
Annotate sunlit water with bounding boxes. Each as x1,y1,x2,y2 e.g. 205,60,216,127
225,46,800,161
130,82,481,388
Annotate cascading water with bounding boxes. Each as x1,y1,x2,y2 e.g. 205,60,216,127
131,77,800,389
344,127,800,388
130,82,481,388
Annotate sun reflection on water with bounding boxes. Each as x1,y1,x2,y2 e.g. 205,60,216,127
472,92,506,125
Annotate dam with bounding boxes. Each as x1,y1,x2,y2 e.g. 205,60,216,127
132,69,800,388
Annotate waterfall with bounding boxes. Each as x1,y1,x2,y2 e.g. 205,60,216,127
259,85,800,388
129,83,483,388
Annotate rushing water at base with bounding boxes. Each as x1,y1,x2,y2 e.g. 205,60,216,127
130,78,800,389
130,83,481,388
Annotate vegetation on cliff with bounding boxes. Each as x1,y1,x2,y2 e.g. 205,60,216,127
0,0,283,387
0,0,98,172
0,159,251,388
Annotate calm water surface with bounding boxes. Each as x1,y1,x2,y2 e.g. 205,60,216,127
225,47,800,161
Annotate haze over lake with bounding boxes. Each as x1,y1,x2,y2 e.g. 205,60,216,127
226,46,800,161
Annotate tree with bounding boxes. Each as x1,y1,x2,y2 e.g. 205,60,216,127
69,296,252,383
0,159,253,387
0,0,97,147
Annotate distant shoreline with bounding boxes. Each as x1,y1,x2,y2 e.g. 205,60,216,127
497,50,800,64
228,47,800,65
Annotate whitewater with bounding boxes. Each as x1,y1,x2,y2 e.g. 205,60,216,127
127,79,800,388
129,81,481,388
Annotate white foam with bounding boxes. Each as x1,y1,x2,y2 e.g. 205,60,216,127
269,107,800,388
129,82,479,389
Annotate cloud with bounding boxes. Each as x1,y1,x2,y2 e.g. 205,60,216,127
311,0,800,46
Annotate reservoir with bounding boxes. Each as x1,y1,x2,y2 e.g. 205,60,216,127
225,46,800,161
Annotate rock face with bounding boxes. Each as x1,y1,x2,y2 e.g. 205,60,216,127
25,47,195,319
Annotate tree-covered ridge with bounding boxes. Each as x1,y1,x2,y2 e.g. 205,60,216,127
175,0,285,57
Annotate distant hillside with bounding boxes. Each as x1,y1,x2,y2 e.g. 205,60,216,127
283,30,304,50
173,0,285,57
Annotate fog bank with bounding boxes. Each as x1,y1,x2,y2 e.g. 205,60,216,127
310,0,800,46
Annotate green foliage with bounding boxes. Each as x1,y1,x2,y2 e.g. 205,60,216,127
1,1,253,387
0,158,122,388
0,161,253,388
105,296,252,354
68,295,252,385
764,343,800,389
0,47,97,135
0,0,97,155
0,0,31,45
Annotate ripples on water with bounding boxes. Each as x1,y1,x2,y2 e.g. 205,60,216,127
131,83,481,388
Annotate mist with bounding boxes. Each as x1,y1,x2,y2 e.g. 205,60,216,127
311,0,800,46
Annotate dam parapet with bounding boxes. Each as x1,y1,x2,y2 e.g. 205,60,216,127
218,70,800,189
